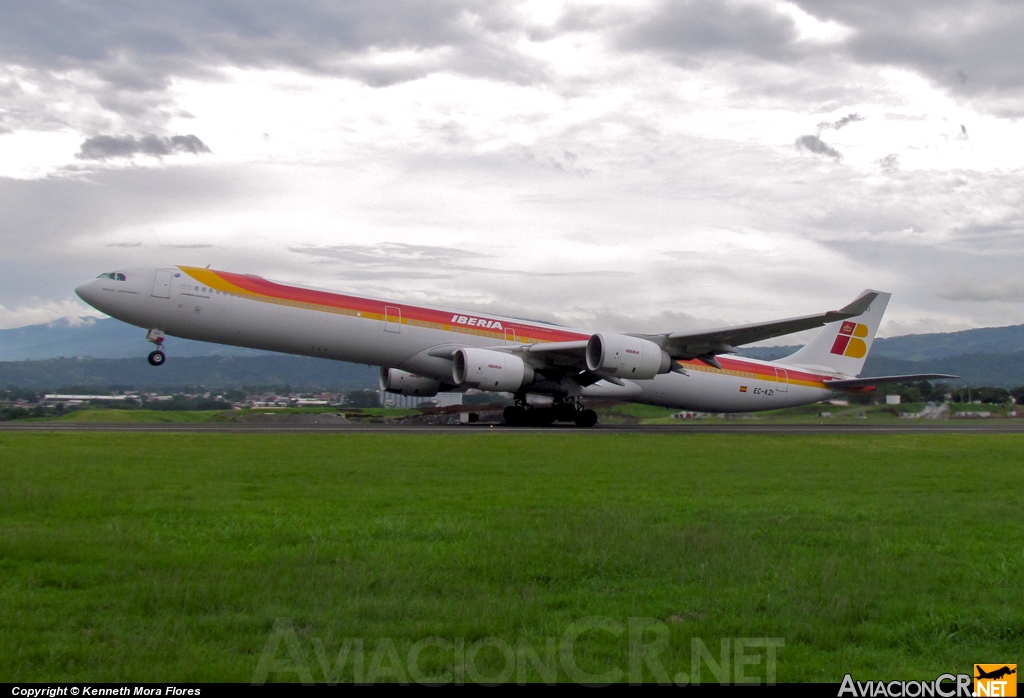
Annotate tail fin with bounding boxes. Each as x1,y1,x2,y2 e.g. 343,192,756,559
778,290,891,376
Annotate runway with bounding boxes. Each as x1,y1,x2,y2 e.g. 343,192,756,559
3,421,1024,434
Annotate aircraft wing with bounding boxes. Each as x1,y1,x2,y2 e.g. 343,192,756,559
824,374,959,389
519,340,627,385
523,340,589,366
430,290,882,379
634,290,879,363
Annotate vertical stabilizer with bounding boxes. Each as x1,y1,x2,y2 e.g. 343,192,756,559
777,290,891,376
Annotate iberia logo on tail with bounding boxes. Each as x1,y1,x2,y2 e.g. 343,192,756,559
831,321,869,358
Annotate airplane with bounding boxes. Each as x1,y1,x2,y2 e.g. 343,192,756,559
74,265,956,427
976,666,1016,680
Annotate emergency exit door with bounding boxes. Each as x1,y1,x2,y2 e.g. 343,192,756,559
152,270,172,298
384,306,401,333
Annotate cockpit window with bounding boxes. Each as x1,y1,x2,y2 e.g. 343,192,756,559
97,272,127,280
116,273,126,281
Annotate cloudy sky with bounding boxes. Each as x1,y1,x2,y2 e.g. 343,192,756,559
2,0,1023,340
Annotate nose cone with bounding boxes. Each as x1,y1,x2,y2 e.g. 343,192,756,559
75,279,101,309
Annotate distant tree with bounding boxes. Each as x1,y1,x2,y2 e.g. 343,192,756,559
0,407,31,421
194,399,232,410
143,394,231,411
345,389,380,408
951,387,971,404
1011,386,1024,405
975,387,1011,404
919,381,953,402
847,391,875,405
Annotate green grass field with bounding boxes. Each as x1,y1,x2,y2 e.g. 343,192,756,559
1,433,1021,683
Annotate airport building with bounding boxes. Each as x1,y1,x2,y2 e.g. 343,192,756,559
379,391,464,408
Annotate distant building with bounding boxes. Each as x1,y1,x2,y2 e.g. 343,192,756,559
901,403,949,419
42,394,137,404
379,391,464,408
885,394,901,405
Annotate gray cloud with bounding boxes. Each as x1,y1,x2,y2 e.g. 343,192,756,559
879,153,899,172
833,113,862,129
790,0,1024,102
0,1,542,129
795,134,841,159
0,1,487,76
76,134,211,160
287,243,494,279
825,113,864,130
620,0,800,64
4,0,1023,140
617,0,1024,110
937,281,1024,303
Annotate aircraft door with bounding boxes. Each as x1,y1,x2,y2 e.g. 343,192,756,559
384,306,401,333
504,327,517,344
152,270,172,299
774,367,789,393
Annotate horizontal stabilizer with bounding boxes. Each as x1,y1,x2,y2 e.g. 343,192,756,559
825,374,959,389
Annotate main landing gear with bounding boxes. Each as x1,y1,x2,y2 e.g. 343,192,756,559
146,329,166,367
503,396,597,428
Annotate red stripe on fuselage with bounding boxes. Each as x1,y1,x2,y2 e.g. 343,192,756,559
678,355,830,387
211,269,589,343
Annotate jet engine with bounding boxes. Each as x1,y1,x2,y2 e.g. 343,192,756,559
379,368,441,397
452,348,535,392
586,333,672,380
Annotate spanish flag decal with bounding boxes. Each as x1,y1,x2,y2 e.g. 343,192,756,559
830,321,869,358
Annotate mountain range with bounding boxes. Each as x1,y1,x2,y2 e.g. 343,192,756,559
738,324,1024,362
0,317,265,360
1,316,1022,389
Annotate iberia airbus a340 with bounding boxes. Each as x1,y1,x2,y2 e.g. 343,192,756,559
75,266,953,427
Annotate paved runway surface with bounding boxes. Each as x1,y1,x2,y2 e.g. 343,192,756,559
3,421,1023,434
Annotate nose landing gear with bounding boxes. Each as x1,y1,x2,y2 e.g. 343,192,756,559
146,329,166,367
503,395,597,428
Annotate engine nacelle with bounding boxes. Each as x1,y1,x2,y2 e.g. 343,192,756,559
379,368,441,397
452,348,535,392
586,333,672,380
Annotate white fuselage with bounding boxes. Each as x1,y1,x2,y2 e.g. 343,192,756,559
76,266,841,412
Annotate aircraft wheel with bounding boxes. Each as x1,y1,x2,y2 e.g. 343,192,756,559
503,405,526,426
574,409,598,428
553,404,578,422
147,350,166,366
528,407,557,426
